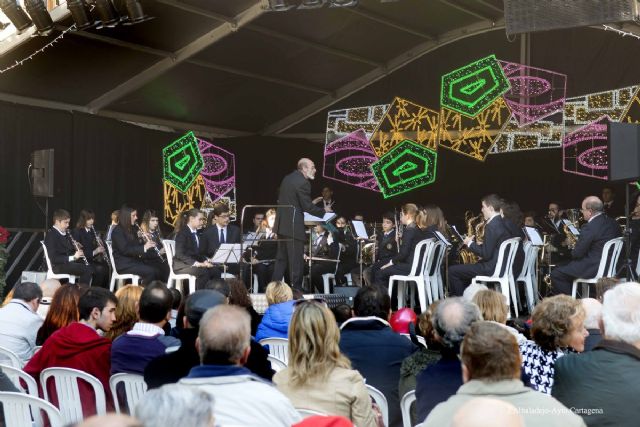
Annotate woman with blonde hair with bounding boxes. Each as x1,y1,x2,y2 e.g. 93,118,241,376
273,301,379,426
473,290,526,344
255,281,295,342
105,284,143,340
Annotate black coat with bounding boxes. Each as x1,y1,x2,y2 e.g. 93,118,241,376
392,224,431,266
71,228,97,262
174,226,209,270
44,228,76,266
274,170,326,241
468,215,511,275
110,225,148,270
377,229,398,262
503,218,526,277
203,224,241,258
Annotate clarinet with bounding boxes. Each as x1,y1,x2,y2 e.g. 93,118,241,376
67,232,89,266
135,223,164,260
91,225,112,268
151,229,167,262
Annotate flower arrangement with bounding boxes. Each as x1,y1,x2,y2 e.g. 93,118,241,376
0,226,8,297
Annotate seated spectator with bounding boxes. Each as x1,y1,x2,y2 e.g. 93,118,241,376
595,277,620,301
553,282,640,426
339,285,417,427
332,304,352,326
78,414,142,427
227,278,261,336
0,282,43,362
37,278,61,318
25,287,118,415
255,281,295,342
424,322,585,427
111,282,180,375
415,297,481,421
144,290,273,389
274,300,379,427
451,398,524,427
105,284,143,340
581,298,602,351
520,295,587,394
473,290,526,344
180,305,300,426
168,288,182,329
36,283,83,345
399,301,442,420
135,384,215,427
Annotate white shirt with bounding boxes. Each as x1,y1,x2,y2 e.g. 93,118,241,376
0,300,44,362
216,225,227,242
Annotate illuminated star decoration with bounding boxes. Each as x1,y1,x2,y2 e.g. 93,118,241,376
326,104,389,145
323,128,380,192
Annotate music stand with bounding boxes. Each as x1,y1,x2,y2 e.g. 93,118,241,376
210,243,243,276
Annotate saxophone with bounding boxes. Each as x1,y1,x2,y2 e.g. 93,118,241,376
458,211,483,264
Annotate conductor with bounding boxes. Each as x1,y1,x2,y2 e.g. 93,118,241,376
272,158,331,290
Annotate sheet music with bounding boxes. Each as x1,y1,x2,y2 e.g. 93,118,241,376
434,231,451,246
304,212,337,223
524,226,544,246
562,219,580,236
351,220,369,239
451,225,464,241
210,243,243,264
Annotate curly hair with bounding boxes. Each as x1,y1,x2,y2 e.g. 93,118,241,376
531,295,585,351
227,278,252,308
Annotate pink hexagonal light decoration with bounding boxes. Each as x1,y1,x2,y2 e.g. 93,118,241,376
197,138,236,199
562,116,609,180
323,128,380,192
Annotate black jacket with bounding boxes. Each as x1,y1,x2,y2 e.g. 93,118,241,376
503,218,526,277
203,224,241,258
174,226,209,270
393,224,430,266
111,225,148,270
274,170,325,241
71,228,97,262
44,228,76,266
469,215,511,275
377,229,398,262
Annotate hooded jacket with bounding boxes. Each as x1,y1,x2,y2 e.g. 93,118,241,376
24,322,113,415
255,300,295,342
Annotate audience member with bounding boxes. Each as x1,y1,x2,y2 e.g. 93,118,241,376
0,282,43,362
168,288,182,329
255,281,295,342
339,285,417,427
581,298,603,351
25,287,118,415
37,279,61,318
111,282,180,375
78,414,142,427
473,290,526,344
227,278,261,336
415,297,481,421
520,295,587,394
135,384,215,427
553,282,640,426
144,290,273,389
423,322,585,427
451,398,524,427
595,277,620,301
274,300,379,427
105,285,143,340
180,305,300,426
36,283,83,345
332,304,352,325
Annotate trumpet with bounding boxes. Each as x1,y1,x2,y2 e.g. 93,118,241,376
67,232,89,266
135,223,164,260
90,225,111,268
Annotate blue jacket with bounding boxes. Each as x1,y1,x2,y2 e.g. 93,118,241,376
255,300,295,342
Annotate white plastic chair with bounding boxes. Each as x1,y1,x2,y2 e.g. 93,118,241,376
163,240,196,295
388,239,434,313
471,237,521,317
109,373,147,415
40,367,107,424
516,242,539,312
106,241,141,292
400,334,427,348
267,355,287,372
572,237,624,298
400,390,416,427
424,240,446,302
366,384,389,427
40,241,77,284
0,391,64,427
259,337,289,365
0,345,23,369
0,364,38,396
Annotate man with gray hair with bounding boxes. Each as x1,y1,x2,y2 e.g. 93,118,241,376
553,282,640,426
37,278,61,318
550,196,621,295
135,384,215,427
0,282,43,362
415,297,481,420
582,298,603,351
180,305,300,426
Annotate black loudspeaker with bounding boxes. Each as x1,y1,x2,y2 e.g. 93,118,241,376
31,149,54,197
504,0,637,35
608,122,640,182
334,286,360,307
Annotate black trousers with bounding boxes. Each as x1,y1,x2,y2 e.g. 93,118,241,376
53,262,96,285
89,261,109,288
144,259,170,283
550,266,576,296
174,266,220,290
117,261,159,286
448,263,485,296
373,262,411,287
305,261,338,293
272,238,305,289
252,262,275,293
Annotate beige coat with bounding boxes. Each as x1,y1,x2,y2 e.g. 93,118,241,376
274,366,378,427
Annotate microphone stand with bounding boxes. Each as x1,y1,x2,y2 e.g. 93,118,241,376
616,182,637,280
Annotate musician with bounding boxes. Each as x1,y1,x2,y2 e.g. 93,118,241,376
313,186,336,212
543,202,571,263
44,209,99,285
501,201,526,278
448,194,511,296
204,204,241,275
361,212,397,286
110,207,161,285
105,210,119,242
629,192,640,270
373,204,430,287
70,209,109,288
523,211,537,228
173,209,219,289
249,209,278,292
272,158,329,289
602,186,624,218
550,196,622,295
140,210,170,282
304,224,340,293
334,217,357,286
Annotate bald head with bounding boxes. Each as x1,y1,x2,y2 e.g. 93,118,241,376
452,398,524,427
582,298,602,329
297,158,316,180
582,196,603,221
39,279,61,299
78,414,142,427
433,297,481,349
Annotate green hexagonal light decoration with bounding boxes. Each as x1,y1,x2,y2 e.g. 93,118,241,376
163,131,204,193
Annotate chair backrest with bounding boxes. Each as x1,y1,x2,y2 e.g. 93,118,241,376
427,240,446,277
400,334,427,348
163,240,177,275
267,355,287,372
0,345,23,369
408,239,434,277
40,367,107,424
40,241,55,273
490,237,521,278
296,408,328,418
366,384,389,427
0,391,64,427
109,373,147,415
259,338,289,364
105,241,119,275
595,237,625,278
0,364,38,396
400,390,416,427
